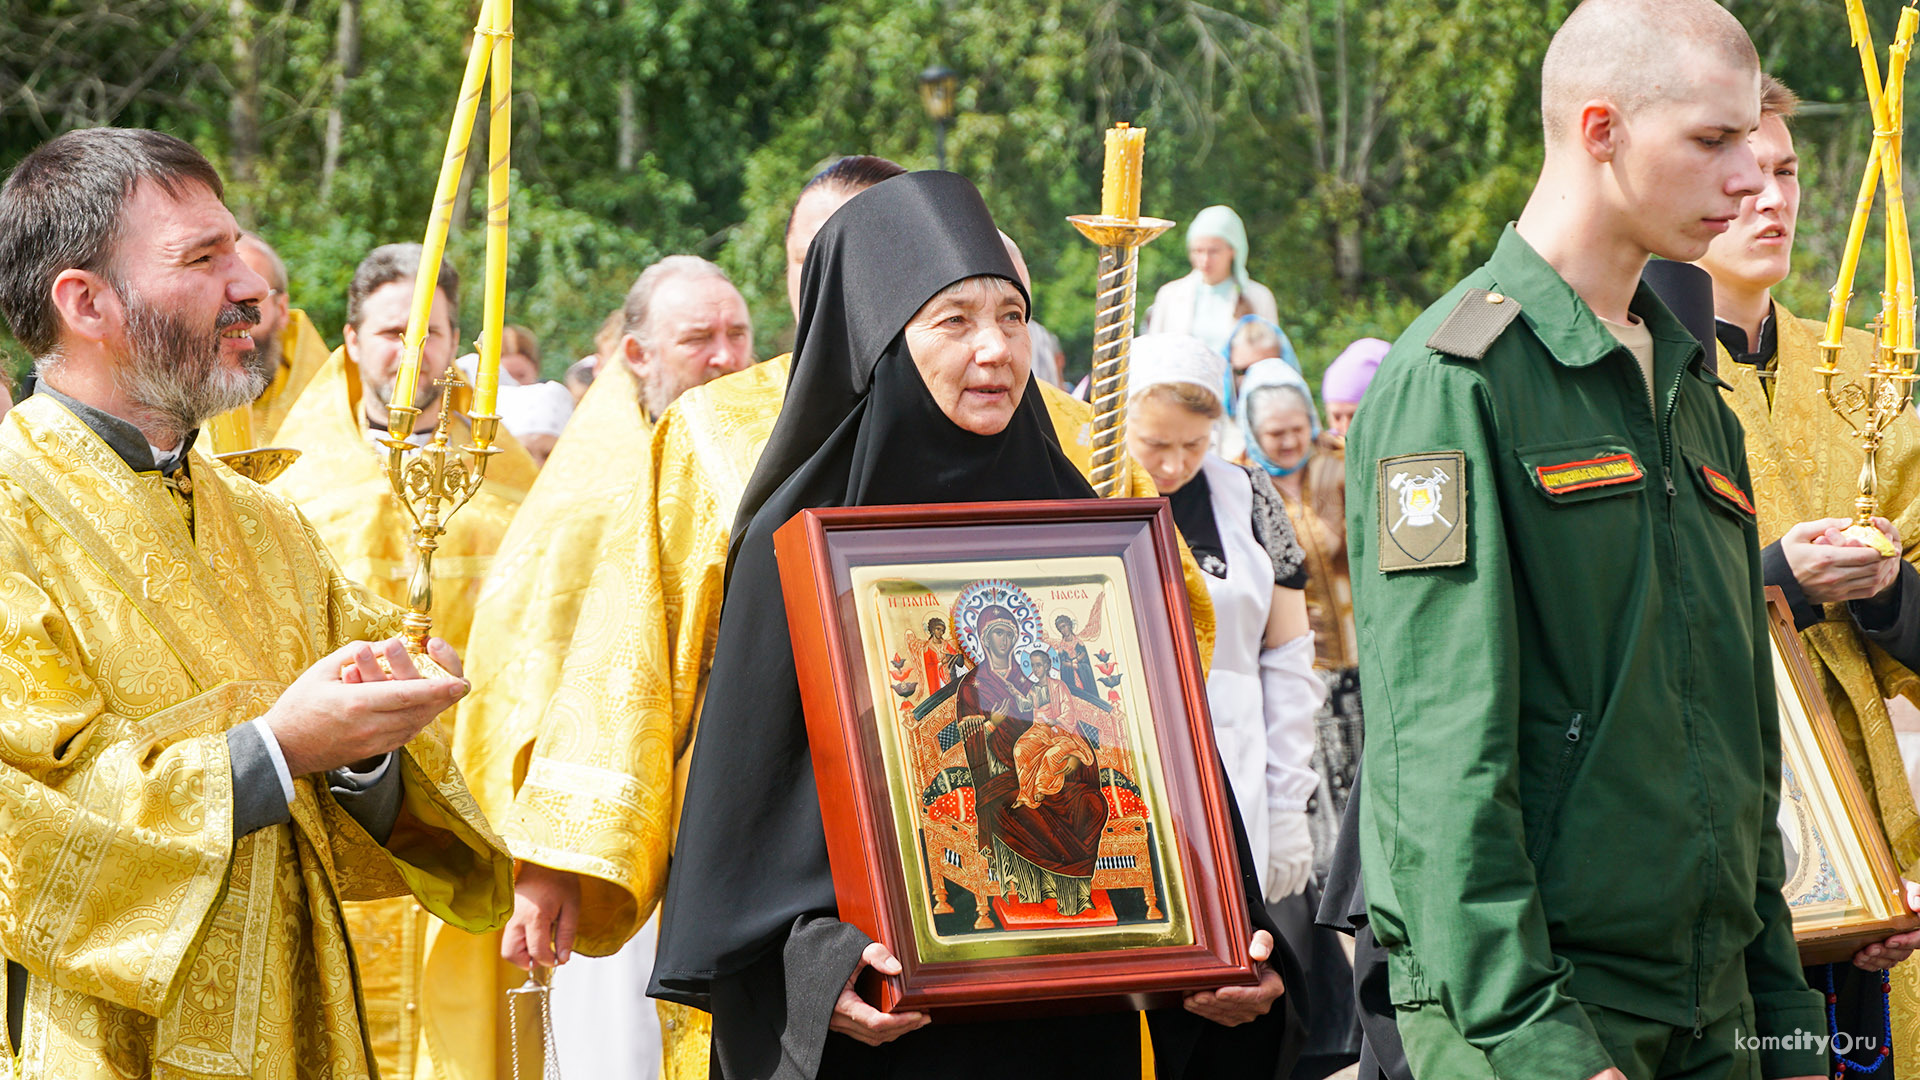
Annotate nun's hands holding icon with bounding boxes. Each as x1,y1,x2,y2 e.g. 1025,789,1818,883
829,941,930,1045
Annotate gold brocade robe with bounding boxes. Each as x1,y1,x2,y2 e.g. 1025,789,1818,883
522,356,1215,1078
252,308,333,444
269,347,536,1080
1719,305,1920,1073
414,359,655,1080
0,394,512,1080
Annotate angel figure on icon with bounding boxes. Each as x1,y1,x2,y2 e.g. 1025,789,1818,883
1039,593,1110,711
904,615,968,697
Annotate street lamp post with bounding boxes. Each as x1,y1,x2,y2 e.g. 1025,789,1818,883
919,64,957,170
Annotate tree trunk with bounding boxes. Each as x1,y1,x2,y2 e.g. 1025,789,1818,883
617,76,637,172
320,0,359,204
1333,215,1364,291
226,0,260,189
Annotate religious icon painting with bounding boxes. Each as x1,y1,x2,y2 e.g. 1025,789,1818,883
1765,588,1920,963
775,499,1258,1017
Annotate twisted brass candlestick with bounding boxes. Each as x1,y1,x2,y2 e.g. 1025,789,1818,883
382,368,502,661
1068,215,1174,497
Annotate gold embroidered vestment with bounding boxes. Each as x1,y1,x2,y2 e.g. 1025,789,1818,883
0,394,512,1080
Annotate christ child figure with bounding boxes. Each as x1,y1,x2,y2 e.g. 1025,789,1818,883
1012,650,1097,810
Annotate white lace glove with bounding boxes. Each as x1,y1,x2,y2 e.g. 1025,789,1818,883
1265,808,1314,902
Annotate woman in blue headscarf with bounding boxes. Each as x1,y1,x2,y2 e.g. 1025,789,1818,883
1145,205,1280,355
1212,315,1301,462
1237,359,1359,893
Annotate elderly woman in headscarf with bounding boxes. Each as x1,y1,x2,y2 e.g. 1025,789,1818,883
648,173,1305,1080
1212,315,1302,462
1238,360,1359,887
1145,206,1282,355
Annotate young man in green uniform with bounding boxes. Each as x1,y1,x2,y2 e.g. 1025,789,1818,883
1349,1,1825,1077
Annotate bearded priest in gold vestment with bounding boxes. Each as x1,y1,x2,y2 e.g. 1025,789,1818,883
466,159,1215,1080
420,254,749,1080
236,232,332,443
1698,76,1920,1075
0,129,513,1080
270,243,536,1080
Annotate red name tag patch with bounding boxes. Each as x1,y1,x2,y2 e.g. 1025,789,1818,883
1535,453,1644,495
1700,466,1755,515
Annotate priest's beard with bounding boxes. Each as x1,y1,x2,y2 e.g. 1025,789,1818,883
638,360,709,424
365,367,446,425
242,326,283,381
112,292,271,444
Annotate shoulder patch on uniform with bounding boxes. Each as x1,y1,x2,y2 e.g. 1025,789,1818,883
1425,288,1522,361
1377,451,1468,572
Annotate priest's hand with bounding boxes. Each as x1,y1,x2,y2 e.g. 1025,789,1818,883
828,942,929,1046
502,863,581,969
265,638,468,776
1183,929,1286,1027
1783,517,1901,604
1853,880,1920,971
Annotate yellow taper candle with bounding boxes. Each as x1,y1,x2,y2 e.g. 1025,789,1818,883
1850,0,1889,127
1889,10,1904,345
1881,10,1916,351
1825,138,1882,350
1100,123,1146,220
472,0,512,423
1824,1,1905,352
390,0,498,436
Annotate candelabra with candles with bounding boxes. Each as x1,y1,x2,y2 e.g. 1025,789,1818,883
379,0,558,1072
382,0,514,655
1069,123,1175,497
1817,1,1920,558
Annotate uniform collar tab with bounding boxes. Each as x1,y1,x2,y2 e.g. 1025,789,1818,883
1483,225,1703,373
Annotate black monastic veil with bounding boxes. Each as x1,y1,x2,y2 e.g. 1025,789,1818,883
650,171,1303,1080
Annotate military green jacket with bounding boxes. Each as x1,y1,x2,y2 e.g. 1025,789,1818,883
1349,227,1825,1079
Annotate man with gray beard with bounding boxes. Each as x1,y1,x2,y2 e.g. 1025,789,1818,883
611,254,754,422
0,127,511,1080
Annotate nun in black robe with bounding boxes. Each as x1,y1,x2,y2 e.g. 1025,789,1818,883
647,170,1307,1080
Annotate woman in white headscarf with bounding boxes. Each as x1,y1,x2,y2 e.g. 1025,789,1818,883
1122,334,1319,903
1124,335,1363,1076
1143,206,1281,355
1238,359,1359,890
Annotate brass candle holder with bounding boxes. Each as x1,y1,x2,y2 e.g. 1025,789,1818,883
1068,214,1174,497
1815,335,1917,557
382,368,502,664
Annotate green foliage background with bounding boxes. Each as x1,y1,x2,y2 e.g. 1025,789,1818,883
0,0,1908,385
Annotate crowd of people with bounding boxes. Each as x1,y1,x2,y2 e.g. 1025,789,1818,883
8,0,1920,1079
